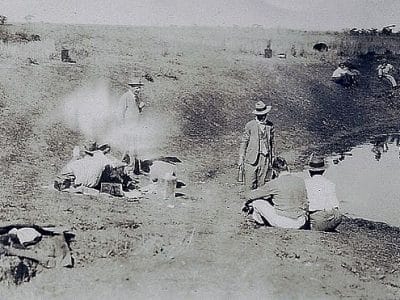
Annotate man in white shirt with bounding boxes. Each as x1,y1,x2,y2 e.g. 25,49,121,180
119,79,145,122
118,78,145,162
332,62,358,87
305,156,342,231
377,58,397,89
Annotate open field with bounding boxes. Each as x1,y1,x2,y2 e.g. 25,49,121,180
0,23,399,299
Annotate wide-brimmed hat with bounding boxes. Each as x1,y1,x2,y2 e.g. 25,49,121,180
83,141,110,155
252,101,272,115
84,140,98,153
128,77,144,87
308,156,327,172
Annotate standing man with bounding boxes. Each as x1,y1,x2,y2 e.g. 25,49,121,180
377,58,398,89
239,100,275,190
305,156,342,231
119,78,145,122
118,78,145,165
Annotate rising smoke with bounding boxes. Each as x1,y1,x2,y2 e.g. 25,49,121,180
60,80,173,159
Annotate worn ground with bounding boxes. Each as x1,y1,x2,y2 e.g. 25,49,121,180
0,24,399,299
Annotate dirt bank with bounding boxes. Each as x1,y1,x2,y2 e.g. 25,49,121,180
0,24,399,299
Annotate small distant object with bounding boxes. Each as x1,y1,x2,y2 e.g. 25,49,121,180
313,43,328,52
144,73,154,82
382,24,396,35
27,57,39,65
0,15,7,25
264,47,272,58
277,53,286,59
290,45,297,57
61,49,76,64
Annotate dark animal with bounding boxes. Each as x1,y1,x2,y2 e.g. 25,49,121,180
313,43,328,52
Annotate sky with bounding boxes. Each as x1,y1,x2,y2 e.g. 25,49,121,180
1,0,399,31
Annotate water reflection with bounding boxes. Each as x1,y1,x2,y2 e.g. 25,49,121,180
297,133,400,227
370,134,400,161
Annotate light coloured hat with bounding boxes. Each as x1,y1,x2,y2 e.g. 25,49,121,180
252,101,272,115
128,77,144,87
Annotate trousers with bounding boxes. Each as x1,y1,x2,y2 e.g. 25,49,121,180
251,200,306,229
382,74,397,88
244,154,272,190
310,208,342,231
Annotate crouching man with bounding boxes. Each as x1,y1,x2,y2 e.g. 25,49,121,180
243,157,308,229
305,156,342,231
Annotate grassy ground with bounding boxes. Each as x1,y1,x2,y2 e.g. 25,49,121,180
0,23,399,299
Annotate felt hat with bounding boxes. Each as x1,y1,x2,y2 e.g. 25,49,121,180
308,156,327,172
128,77,144,87
84,140,98,154
252,101,272,115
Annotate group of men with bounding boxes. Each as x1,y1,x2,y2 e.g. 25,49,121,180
239,101,342,232
331,58,397,89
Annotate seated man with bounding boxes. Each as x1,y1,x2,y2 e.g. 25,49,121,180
377,58,397,89
332,62,358,87
243,157,308,229
305,156,342,231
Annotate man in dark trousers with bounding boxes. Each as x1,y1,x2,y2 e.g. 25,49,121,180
239,101,275,190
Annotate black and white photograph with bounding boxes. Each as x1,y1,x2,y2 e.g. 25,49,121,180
0,1,399,299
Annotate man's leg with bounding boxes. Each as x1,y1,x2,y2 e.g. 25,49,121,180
256,154,269,187
384,75,397,88
244,163,258,191
251,200,306,229
310,209,342,231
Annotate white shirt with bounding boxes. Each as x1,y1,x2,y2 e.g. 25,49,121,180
305,175,339,211
378,63,394,76
332,67,352,78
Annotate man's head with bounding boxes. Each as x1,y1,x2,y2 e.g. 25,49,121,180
308,156,326,177
381,58,388,65
128,78,144,94
252,101,271,122
272,157,289,173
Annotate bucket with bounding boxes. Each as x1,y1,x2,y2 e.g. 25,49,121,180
159,172,177,200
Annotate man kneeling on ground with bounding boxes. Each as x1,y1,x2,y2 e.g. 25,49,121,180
332,62,359,88
243,157,308,229
305,156,342,231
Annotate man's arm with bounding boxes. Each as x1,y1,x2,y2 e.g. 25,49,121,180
238,124,250,165
247,181,277,200
269,125,275,161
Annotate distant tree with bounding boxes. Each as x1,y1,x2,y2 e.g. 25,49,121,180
0,15,7,25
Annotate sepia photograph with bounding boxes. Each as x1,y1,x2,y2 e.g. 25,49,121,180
0,0,399,299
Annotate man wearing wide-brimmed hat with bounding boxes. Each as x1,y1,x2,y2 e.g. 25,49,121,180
239,100,275,190
119,78,145,121
305,156,342,231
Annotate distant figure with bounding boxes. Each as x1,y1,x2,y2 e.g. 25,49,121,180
332,62,359,87
119,78,145,122
239,101,275,190
377,58,397,89
305,156,342,231
264,47,272,58
290,45,297,57
118,78,145,163
243,157,308,229
371,139,389,161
